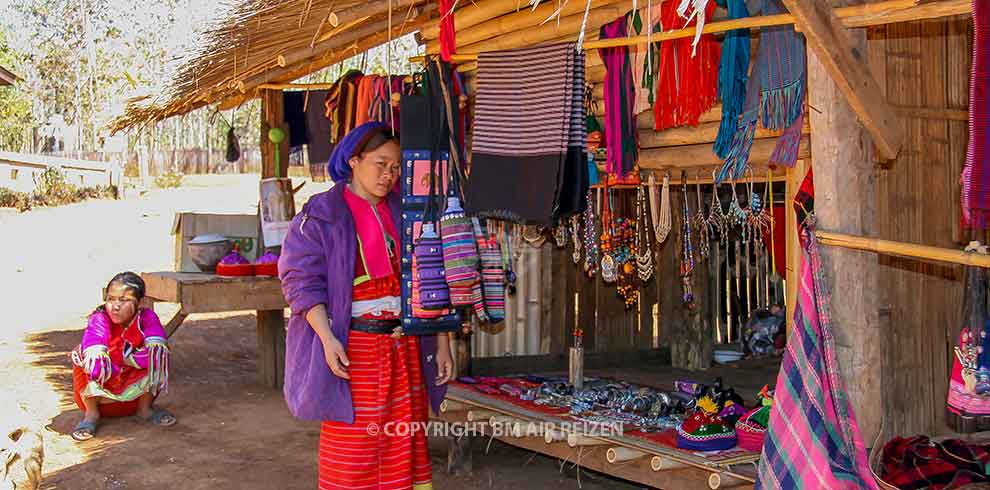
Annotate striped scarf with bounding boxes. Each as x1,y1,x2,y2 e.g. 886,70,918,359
718,0,806,183
756,170,879,490
713,0,751,158
963,0,990,229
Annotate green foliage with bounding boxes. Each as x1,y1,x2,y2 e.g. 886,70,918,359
0,187,32,211
0,27,35,151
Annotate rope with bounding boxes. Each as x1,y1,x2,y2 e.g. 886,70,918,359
387,0,396,136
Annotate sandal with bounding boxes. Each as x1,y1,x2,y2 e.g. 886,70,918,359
71,420,97,441
142,409,177,427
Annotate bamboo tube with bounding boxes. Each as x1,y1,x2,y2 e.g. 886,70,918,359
606,447,647,463
420,0,533,39
257,82,338,90
544,428,567,443
650,455,688,471
456,6,623,55
567,433,609,447
425,0,624,53
638,135,811,169
318,0,420,41
489,415,520,426
412,0,972,63
466,409,498,422
708,472,748,489
439,399,468,413
815,231,990,268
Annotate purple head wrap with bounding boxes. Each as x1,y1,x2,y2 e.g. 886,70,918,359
327,121,390,183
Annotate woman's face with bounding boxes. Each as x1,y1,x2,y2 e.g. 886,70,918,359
105,283,139,325
349,140,400,200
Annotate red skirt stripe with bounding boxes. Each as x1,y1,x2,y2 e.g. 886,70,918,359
318,331,432,490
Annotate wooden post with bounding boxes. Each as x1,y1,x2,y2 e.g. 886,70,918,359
807,9,883,445
256,309,286,388
784,159,808,333
260,89,289,180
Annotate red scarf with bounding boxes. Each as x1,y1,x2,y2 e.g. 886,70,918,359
653,0,720,131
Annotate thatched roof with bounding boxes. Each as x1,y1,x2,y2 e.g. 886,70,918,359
0,65,21,86
109,0,436,133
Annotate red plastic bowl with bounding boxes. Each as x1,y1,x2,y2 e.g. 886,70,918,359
216,263,255,277
254,262,278,276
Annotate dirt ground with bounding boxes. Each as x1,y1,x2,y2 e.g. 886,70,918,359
0,174,643,490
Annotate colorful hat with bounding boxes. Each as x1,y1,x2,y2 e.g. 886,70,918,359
254,251,280,276
217,246,254,276
735,385,774,452
676,397,737,451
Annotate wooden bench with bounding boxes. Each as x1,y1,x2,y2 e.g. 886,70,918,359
141,271,287,389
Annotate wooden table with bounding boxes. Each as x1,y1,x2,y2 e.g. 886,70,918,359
142,272,287,389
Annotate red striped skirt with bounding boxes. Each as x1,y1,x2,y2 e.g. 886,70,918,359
318,331,432,490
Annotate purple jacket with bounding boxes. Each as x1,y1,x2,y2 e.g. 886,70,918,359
278,183,446,423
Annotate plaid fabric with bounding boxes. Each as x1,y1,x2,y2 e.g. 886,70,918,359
964,0,990,229
755,170,878,490
880,436,990,490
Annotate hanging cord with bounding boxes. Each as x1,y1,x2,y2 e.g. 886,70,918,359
386,0,396,136
575,0,594,51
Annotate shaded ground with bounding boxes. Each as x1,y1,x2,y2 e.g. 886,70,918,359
0,174,643,490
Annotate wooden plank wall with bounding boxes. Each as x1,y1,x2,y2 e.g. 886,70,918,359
870,15,972,437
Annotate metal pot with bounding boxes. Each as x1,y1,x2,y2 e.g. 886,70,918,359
187,234,233,273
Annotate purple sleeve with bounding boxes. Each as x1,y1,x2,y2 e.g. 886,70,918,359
81,311,118,382
129,308,167,370
82,310,112,350
278,214,329,317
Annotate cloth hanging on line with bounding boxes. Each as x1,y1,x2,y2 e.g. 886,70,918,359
629,8,662,115
324,69,365,145
756,169,878,490
466,43,587,225
439,0,457,62
946,264,990,420
304,89,332,180
283,91,310,149
599,15,639,177
713,0,751,158
963,0,990,229
653,0,720,132
718,0,805,183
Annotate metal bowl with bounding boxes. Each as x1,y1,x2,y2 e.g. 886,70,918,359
187,235,233,273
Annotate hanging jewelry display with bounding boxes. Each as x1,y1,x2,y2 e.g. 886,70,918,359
501,223,518,296
522,225,548,248
600,187,619,284
655,172,672,243
692,176,710,261
679,173,696,308
636,185,655,282
615,213,640,309
583,188,599,276
707,171,727,242
727,177,747,232
554,222,569,248
571,214,583,265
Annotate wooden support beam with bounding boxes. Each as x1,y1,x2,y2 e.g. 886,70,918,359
257,82,338,90
425,0,624,53
638,135,811,170
639,118,810,149
783,159,808,336
780,0,902,160
260,89,289,180
420,0,533,40
317,0,420,41
816,231,990,268
457,6,622,55
637,106,723,128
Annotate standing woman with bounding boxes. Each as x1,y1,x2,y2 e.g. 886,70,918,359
279,121,454,490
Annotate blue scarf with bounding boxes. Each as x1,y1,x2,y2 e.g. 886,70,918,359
713,0,751,158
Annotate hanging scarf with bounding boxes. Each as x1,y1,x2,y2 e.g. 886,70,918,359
713,0,751,158
439,0,457,62
599,15,639,176
653,0,720,132
324,69,365,145
756,170,879,490
963,0,990,229
718,0,805,183
342,182,399,281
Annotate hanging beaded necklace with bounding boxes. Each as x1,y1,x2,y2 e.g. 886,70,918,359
571,214,583,265
635,185,655,282
707,170,727,242
692,176,710,261
654,172,672,243
554,221,569,248
679,173,696,308
583,188,600,277
600,186,619,284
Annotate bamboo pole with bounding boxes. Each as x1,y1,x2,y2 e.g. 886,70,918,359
425,0,624,53
319,0,420,37
439,399,467,413
638,135,811,169
708,472,748,489
544,428,567,443
457,6,623,55
420,0,538,40
650,455,689,471
815,230,990,268
466,409,498,422
606,447,648,463
257,82,338,90
567,433,610,447
411,0,972,63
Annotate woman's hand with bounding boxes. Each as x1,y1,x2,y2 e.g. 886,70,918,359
322,335,350,379
435,334,454,386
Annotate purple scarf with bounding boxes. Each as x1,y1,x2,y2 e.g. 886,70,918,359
599,15,638,176
963,0,990,229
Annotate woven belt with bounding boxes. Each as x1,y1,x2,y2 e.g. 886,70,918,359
350,317,401,335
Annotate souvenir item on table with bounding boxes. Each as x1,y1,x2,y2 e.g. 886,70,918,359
599,15,639,177
713,0,751,158
679,174,696,308
756,170,877,490
467,43,587,225
253,250,279,276
676,410,738,451
962,0,989,229
947,265,990,427
216,246,254,276
653,0,720,132
878,435,990,490
718,0,806,183
736,386,773,452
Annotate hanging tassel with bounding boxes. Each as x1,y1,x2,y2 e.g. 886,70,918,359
145,341,170,394
760,80,805,132
769,112,804,168
82,345,112,385
717,119,756,184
